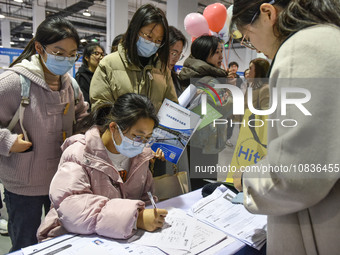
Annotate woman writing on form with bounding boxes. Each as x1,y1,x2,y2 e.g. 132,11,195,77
38,93,167,241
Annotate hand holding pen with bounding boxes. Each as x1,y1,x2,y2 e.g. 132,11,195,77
147,191,157,209
136,192,168,232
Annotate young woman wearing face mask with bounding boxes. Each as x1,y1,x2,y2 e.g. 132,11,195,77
232,1,340,254
37,93,167,241
0,16,88,251
75,43,105,108
90,4,178,112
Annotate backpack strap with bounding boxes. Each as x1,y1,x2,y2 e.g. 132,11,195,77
70,76,80,105
7,75,31,142
7,74,79,142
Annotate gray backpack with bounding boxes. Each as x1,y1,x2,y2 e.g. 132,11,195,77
7,74,80,142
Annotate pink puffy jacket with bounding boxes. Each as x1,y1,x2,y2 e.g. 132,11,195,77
37,127,155,241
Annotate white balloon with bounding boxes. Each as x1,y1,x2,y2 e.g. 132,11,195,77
209,29,218,37
222,34,230,43
219,5,233,40
227,5,233,19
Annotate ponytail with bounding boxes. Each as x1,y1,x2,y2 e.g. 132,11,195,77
9,38,36,67
74,103,114,134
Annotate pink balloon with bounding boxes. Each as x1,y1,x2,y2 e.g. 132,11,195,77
184,13,210,38
203,3,227,32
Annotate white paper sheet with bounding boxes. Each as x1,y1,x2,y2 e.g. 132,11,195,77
21,235,128,255
199,237,238,255
131,208,195,251
178,84,197,107
190,186,267,250
160,219,231,255
120,243,166,255
21,235,165,255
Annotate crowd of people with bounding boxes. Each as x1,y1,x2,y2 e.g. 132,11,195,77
0,1,339,254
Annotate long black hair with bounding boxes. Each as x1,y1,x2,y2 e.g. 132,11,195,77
232,0,340,41
75,93,159,135
10,16,79,67
121,4,169,73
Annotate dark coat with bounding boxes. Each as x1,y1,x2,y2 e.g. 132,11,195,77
75,64,93,107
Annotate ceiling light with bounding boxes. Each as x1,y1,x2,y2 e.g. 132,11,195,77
80,38,87,43
83,9,91,17
10,42,16,45
14,0,23,3
91,38,98,42
19,37,25,41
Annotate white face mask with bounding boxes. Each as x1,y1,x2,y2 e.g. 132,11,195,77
136,36,160,57
112,126,144,158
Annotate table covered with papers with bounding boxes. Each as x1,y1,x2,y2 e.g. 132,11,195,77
14,187,266,255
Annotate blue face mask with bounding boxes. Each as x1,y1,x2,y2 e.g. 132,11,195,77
136,36,160,57
112,126,144,158
42,51,77,76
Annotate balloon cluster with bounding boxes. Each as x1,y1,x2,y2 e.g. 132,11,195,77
184,4,241,43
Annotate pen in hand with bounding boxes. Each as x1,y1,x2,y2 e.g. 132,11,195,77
147,191,157,209
137,192,168,231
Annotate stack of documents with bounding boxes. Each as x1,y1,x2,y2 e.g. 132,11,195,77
132,208,234,254
21,209,235,255
189,186,267,250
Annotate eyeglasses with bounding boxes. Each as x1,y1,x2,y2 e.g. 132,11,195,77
92,51,106,58
139,31,164,48
240,0,276,50
43,46,80,61
170,51,184,61
240,35,257,50
117,125,156,148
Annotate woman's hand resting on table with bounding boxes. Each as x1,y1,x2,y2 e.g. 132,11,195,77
137,208,168,232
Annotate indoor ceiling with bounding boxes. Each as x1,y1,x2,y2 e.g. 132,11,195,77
0,0,233,49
